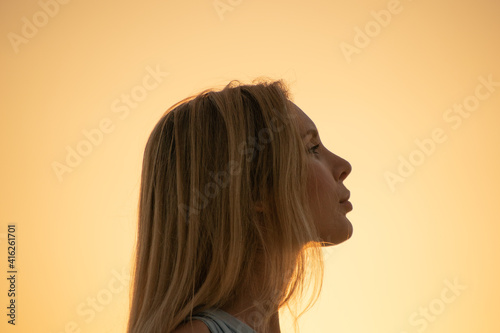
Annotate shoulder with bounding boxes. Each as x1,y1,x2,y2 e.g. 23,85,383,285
172,319,211,333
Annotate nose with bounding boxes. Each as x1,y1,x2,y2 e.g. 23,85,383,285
332,154,352,182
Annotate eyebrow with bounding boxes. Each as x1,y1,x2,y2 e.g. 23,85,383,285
302,128,319,140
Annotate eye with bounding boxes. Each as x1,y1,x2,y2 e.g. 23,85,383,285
309,144,320,155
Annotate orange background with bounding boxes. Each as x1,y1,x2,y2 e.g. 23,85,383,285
1,0,499,332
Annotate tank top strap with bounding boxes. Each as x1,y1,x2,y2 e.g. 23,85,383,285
186,307,256,333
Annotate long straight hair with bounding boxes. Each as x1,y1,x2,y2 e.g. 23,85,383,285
127,78,325,333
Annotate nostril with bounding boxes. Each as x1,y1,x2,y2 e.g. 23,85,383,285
339,170,349,182
340,161,352,181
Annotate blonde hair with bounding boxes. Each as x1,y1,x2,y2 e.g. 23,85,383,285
127,78,325,333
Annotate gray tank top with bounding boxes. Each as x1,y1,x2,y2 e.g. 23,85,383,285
184,308,256,333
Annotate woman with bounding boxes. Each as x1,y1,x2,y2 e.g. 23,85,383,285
127,78,353,333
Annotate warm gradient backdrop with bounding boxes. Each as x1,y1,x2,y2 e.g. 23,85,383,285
1,0,499,332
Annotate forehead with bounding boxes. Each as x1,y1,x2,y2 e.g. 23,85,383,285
287,101,317,134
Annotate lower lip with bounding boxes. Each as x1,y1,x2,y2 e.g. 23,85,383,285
340,200,353,212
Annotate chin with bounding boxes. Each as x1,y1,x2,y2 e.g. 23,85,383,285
320,221,353,246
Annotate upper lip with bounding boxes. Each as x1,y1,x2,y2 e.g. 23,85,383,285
339,191,350,203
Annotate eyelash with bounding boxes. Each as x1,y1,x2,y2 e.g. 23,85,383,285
309,144,320,155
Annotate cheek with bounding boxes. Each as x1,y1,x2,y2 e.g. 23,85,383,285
306,163,339,216
306,163,350,244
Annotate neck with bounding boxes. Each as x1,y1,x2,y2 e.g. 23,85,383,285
219,246,301,333
221,301,281,333
220,256,282,333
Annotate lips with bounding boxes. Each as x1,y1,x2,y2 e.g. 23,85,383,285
339,191,352,212
340,200,353,212
339,191,350,203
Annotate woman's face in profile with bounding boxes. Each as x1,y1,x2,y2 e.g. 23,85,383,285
288,101,353,246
